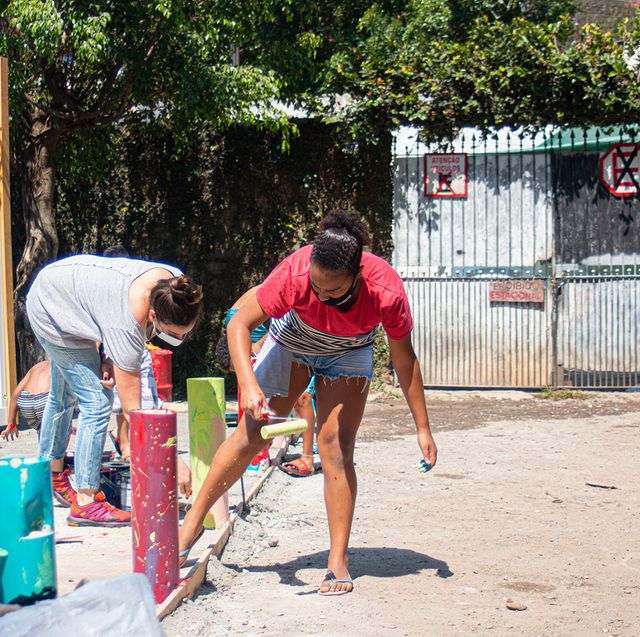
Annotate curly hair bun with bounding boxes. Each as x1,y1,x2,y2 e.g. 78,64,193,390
318,210,371,249
312,210,371,276
170,276,203,305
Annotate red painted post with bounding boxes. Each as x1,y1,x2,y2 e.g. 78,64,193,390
149,348,173,402
130,409,179,603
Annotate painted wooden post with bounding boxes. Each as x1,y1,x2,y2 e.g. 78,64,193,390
130,409,178,604
0,57,17,422
187,378,228,529
0,456,56,604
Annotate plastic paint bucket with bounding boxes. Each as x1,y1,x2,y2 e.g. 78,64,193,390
0,456,57,604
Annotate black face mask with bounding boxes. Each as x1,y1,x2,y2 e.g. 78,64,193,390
311,275,358,307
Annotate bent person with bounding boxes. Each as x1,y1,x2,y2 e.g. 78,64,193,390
179,210,436,595
1,360,51,440
26,254,203,527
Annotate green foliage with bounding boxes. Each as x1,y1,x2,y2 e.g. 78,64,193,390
52,119,393,392
536,387,588,400
274,0,640,138
0,0,290,139
371,329,393,390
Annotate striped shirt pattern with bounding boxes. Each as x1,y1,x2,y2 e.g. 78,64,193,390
17,391,49,431
270,310,377,355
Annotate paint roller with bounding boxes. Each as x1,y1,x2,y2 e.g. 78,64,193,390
259,415,308,440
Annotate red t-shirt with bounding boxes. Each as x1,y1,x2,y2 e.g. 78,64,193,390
256,245,413,340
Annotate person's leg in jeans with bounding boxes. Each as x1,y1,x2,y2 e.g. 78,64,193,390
38,339,130,526
38,355,78,506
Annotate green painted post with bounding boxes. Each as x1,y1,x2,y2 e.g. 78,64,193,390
187,377,228,529
0,456,57,604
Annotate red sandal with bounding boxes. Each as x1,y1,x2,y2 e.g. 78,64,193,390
279,454,315,478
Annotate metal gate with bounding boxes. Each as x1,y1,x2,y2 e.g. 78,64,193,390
393,127,640,388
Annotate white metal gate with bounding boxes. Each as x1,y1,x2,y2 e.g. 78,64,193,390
394,127,640,388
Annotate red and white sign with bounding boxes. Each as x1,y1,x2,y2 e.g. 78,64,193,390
489,280,545,304
599,143,640,197
424,153,468,198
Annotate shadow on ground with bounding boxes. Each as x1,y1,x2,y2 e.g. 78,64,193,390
221,547,453,588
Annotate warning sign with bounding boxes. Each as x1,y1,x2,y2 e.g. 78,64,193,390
489,280,545,304
599,143,640,197
424,153,468,199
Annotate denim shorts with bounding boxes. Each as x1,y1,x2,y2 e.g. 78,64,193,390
254,335,373,399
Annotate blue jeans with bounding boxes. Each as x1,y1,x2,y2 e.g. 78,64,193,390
37,336,113,490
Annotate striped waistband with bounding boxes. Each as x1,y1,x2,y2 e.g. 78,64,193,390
269,310,376,355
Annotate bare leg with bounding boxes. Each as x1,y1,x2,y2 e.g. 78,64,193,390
116,414,130,458
316,375,369,594
179,363,311,552
294,391,315,461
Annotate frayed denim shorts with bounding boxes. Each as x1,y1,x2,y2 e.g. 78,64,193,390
254,335,373,399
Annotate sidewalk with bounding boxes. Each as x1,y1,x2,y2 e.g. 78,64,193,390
0,401,272,599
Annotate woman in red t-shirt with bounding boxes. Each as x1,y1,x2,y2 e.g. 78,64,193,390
179,210,437,594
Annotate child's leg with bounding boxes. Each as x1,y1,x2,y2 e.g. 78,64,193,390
116,414,129,458
296,391,315,458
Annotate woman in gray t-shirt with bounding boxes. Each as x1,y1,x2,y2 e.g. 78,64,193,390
26,255,203,527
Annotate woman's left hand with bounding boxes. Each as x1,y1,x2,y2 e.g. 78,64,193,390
100,362,115,390
417,428,437,469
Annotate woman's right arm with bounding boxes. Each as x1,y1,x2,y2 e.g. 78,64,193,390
228,294,270,420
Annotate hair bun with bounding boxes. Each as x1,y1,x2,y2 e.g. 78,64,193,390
318,210,371,248
170,276,203,305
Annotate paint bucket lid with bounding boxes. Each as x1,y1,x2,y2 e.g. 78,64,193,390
102,461,129,470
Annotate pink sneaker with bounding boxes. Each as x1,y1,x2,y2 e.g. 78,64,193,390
52,469,77,507
67,491,131,527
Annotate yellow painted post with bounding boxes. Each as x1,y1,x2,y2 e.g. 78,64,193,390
187,378,228,529
0,57,16,414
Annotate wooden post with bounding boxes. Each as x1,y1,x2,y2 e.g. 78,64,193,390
0,57,16,417
130,409,179,604
187,378,228,529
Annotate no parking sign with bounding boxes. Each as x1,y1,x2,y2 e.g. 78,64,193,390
424,153,468,198
599,143,640,197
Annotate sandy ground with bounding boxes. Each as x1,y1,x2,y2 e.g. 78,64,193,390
163,390,640,637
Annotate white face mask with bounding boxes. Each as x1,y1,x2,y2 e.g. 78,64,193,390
152,321,186,347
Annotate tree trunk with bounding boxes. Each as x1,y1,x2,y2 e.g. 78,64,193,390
14,112,62,375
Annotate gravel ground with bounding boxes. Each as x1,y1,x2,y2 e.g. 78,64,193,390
162,390,640,637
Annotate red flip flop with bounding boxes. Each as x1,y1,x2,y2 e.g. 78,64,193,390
279,456,314,478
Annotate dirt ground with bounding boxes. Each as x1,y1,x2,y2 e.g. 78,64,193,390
163,390,640,637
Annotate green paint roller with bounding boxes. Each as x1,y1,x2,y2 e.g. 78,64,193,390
260,416,308,440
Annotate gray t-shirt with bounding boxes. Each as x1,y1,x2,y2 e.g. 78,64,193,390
26,255,182,372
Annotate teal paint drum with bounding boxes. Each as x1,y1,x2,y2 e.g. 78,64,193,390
0,456,57,605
